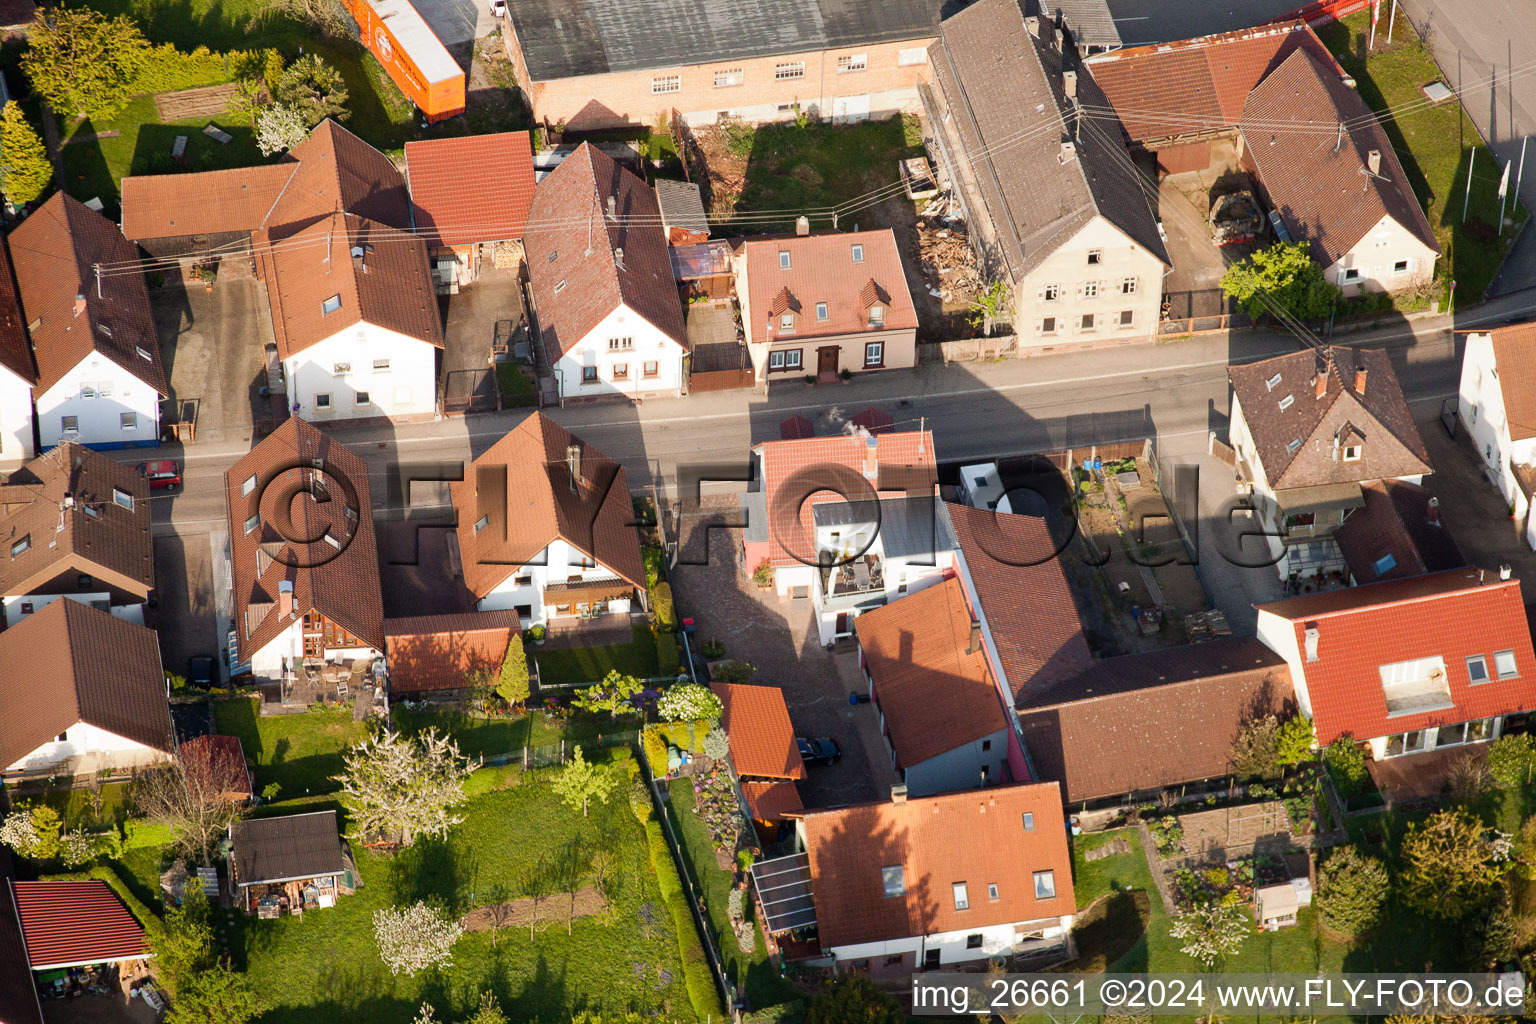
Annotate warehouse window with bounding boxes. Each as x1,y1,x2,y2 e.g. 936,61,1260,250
714,68,743,88
652,74,680,94
775,62,805,80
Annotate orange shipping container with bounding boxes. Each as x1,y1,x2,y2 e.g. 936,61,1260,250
343,0,466,122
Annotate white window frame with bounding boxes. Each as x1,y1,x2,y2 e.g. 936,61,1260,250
609,337,634,351
373,359,391,372
241,474,257,497
837,53,867,73
60,415,78,433
713,68,743,88
1121,277,1138,295
775,62,806,80
1495,649,1519,680
314,392,332,410
98,380,113,398
354,391,371,407
1342,444,1362,461
865,342,883,366
1033,870,1056,900
1082,281,1099,298
1392,259,1411,276
1042,284,1060,302
80,383,97,400
868,304,884,327
815,302,828,321
1086,249,1103,265
1341,267,1362,284
898,46,927,66
778,250,791,269
112,487,133,511
851,243,864,263
1467,654,1490,684
779,313,795,334
783,349,802,370
1080,312,1096,332
952,882,969,910
120,412,137,431
1039,317,1057,335
321,294,342,314
1119,309,1135,327
652,74,680,94
769,351,786,370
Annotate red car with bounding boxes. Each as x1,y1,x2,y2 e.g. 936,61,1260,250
136,459,181,491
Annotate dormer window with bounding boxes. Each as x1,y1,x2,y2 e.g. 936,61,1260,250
868,304,884,327
779,313,795,333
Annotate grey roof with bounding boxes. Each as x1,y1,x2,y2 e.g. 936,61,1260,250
510,0,940,81
654,180,709,235
1104,0,1297,46
812,495,942,560
740,490,769,544
231,811,345,886
928,0,1168,281
1045,0,1120,48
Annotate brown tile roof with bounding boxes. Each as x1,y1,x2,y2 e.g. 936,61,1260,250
384,610,518,693
711,682,806,781
803,783,1075,949
944,502,1094,705
754,430,937,568
11,880,148,969
1335,480,1463,585
1477,321,1536,441
0,443,153,599
119,162,299,243
9,193,167,397
523,144,686,360
855,577,1009,766
1240,49,1440,266
0,237,37,386
927,0,1168,281
1229,346,1431,489
224,418,385,661
0,598,173,771
258,212,442,361
405,132,536,247
742,230,917,346
452,413,645,600
1016,637,1291,804
265,120,412,239
230,810,345,886
743,780,803,822
1085,21,1338,144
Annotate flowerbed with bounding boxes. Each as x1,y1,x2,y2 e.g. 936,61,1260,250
691,765,743,868
1172,854,1292,913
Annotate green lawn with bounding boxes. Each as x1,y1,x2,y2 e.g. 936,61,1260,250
496,361,537,408
224,753,689,1024
666,780,798,1014
708,114,923,231
391,706,628,762
214,698,369,800
1317,11,1529,304
33,780,135,831
533,625,662,687
1070,827,1459,975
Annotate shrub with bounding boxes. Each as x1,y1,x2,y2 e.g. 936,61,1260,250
651,581,676,633
700,639,725,659
1487,733,1536,789
751,560,773,588
657,684,722,722
1275,713,1315,765
1229,714,1280,779
655,631,680,676
128,43,232,94
28,806,61,859
1323,736,1368,799
1202,867,1229,889
704,727,729,760
643,546,663,590
1401,808,1508,920
710,661,755,685
642,726,669,778
628,775,653,823
1316,845,1390,935
643,820,723,1019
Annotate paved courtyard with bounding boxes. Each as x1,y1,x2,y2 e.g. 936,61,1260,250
670,499,899,810
1419,411,1536,579
152,277,272,444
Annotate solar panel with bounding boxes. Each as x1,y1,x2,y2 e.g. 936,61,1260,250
751,852,818,934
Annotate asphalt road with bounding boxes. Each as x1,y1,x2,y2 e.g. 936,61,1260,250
125,314,1469,542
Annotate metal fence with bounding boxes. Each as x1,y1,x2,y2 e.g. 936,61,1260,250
479,729,642,770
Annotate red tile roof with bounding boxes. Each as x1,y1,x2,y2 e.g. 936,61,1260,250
1241,49,1440,266
855,577,1009,766
522,144,686,360
1476,321,1536,442
753,430,936,568
384,610,519,693
10,880,148,969
743,780,803,822
452,413,646,600
264,121,412,240
258,212,442,360
1334,480,1463,585
1085,21,1338,143
1255,568,1536,745
224,418,385,661
742,230,918,346
119,162,298,242
711,682,806,781
945,502,1093,705
803,783,1075,949
405,132,536,247
10,193,168,398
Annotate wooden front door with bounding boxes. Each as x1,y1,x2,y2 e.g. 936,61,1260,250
817,347,839,375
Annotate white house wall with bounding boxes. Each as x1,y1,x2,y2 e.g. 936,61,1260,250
552,304,685,401
1016,216,1166,350
285,324,439,422
1329,214,1439,295
0,368,34,468
477,538,634,625
4,720,170,775
827,916,1070,968
3,592,144,625
1254,608,1309,720
37,355,160,450
1459,332,1536,525
902,724,1011,797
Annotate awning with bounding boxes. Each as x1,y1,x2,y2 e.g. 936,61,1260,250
542,577,635,605
1256,883,1298,921
751,852,817,934
743,780,804,821
1274,481,1366,515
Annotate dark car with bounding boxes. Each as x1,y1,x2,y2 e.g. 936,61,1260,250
797,737,841,765
186,655,215,687
136,459,181,491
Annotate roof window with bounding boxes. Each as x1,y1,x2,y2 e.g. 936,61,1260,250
1278,394,1294,411
113,487,134,511
321,295,342,315
881,865,904,897
1266,372,1282,391
135,345,153,360
10,535,29,557
1286,437,1303,455
779,250,791,270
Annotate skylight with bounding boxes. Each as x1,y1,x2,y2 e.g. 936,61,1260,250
1278,394,1295,411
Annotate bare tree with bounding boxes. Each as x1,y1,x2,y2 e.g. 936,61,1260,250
133,744,250,864
480,882,514,950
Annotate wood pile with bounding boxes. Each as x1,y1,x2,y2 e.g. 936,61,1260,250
1184,609,1232,642
916,198,980,300
492,239,524,270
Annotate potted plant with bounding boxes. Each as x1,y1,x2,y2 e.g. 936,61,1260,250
839,368,852,384
526,624,547,645
195,265,217,292
751,559,774,590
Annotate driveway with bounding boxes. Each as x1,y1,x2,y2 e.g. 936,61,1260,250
154,527,220,682
1420,411,1536,577
441,265,524,412
407,0,497,47
1157,139,1255,319
670,499,899,810
153,277,272,443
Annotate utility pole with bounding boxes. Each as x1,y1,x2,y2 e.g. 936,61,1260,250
1517,137,1529,199
1462,147,1476,222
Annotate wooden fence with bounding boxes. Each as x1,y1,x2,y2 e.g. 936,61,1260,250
917,335,1016,364
690,367,756,392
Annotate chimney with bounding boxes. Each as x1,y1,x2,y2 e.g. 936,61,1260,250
965,620,982,655
1314,372,1327,400
278,579,294,620
862,435,879,481
1304,623,1320,662
1367,149,1381,175
1500,563,1514,581
566,443,583,491
350,245,366,274
1062,70,1077,101
72,293,86,318
891,784,908,805
795,215,810,236
606,195,616,221
1426,496,1441,526
613,247,625,271
1059,140,1077,163
1354,365,1367,393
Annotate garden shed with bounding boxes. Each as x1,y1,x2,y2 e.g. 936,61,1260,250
228,810,358,917
1255,883,1298,929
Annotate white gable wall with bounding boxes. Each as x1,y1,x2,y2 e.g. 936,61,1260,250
0,367,34,468
826,915,1071,968
4,720,170,776
1329,214,1439,295
1015,216,1167,350
4,592,145,625
477,538,634,625
286,324,439,422
1459,331,1536,526
37,355,161,450
553,304,685,400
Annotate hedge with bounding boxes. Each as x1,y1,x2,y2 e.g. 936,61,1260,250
645,819,723,1020
128,45,275,97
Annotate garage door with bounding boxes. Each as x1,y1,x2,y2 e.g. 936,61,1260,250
832,94,870,124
